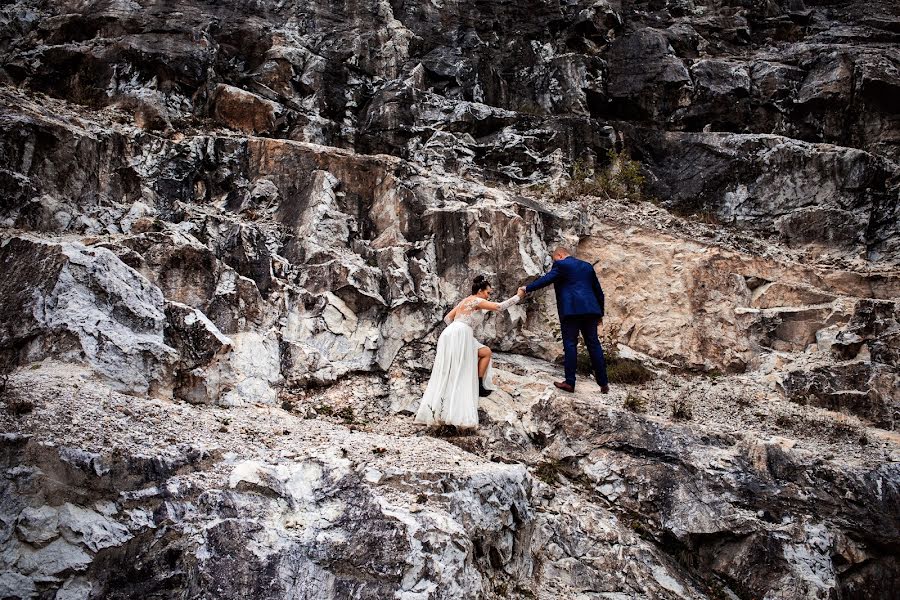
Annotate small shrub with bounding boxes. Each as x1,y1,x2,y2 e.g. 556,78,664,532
526,182,552,197
336,406,355,423
669,201,723,226
628,518,651,537
516,102,545,116
431,424,460,438
533,461,564,485
551,150,647,203
4,394,34,416
774,414,793,428
671,397,693,420
575,346,654,385
605,148,645,196
575,349,595,376
696,210,721,225
316,404,334,417
623,394,647,413
830,414,860,437
608,359,654,385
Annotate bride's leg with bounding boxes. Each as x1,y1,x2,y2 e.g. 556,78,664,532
477,346,492,378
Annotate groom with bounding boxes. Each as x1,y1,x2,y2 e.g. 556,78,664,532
518,247,609,394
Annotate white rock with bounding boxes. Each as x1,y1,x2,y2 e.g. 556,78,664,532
57,503,132,553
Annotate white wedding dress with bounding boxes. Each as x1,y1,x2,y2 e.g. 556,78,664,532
414,294,520,428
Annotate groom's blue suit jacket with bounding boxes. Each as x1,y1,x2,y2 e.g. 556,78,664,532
525,256,605,319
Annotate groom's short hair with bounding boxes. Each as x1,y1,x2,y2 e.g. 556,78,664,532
552,246,571,258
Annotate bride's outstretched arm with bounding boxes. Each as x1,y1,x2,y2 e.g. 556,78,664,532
478,294,521,312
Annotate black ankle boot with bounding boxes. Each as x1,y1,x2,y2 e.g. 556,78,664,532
478,378,491,397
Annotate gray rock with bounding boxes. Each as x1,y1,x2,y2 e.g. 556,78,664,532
606,29,692,120
0,571,36,599
15,538,92,578
56,504,131,553
0,236,176,392
781,361,899,428
630,130,899,263
15,506,59,545
532,393,900,600
0,0,898,597
54,577,92,600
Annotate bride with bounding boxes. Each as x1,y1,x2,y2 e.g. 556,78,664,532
415,275,524,430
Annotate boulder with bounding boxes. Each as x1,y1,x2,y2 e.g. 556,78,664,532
211,84,281,136
781,361,899,427
630,130,899,263
0,236,175,392
57,503,132,553
605,29,692,120
16,506,60,545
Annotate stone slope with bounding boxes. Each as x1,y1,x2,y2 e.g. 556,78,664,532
2,359,897,599
0,0,899,598
1,363,711,600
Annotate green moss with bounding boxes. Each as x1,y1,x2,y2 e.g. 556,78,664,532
623,393,647,413
533,461,564,486
575,345,654,385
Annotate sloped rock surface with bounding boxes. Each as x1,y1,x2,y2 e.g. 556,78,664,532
0,0,899,597
532,394,900,599
2,366,729,600
1,354,898,599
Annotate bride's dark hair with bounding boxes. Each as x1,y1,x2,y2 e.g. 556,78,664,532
471,275,491,295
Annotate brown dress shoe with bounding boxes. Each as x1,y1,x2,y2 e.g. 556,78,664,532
553,381,575,393
600,385,610,394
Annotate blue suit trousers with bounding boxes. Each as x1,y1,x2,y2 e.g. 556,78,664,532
561,315,608,388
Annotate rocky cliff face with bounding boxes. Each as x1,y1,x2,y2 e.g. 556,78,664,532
0,0,898,598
